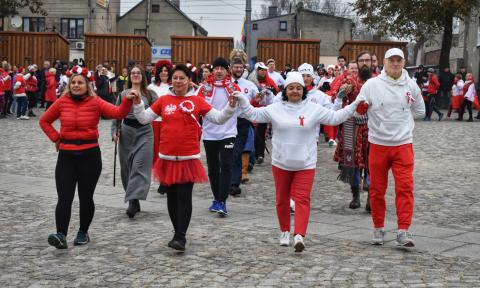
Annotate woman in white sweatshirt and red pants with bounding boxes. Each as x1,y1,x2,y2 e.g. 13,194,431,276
237,72,365,252
359,48,425,247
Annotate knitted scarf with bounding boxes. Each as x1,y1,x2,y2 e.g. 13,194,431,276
201,74,239,98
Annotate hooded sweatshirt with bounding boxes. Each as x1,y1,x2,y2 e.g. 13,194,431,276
360,69,425,146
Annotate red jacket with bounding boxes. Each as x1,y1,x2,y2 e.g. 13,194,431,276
1,70,11,92
39,94,133,151
45,73,57,102
26,75,38,92
427,74,440,94
14,74,26,95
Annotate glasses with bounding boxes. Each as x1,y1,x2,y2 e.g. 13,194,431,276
357,59,372,63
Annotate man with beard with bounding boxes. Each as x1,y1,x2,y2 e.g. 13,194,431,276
333,51,373,212
229,57,258,196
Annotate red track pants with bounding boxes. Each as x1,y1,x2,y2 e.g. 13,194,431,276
271,165,315,236
368,143,415,230
324,125,338,140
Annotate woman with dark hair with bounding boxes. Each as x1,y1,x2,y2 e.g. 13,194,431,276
235,72,365,252
112,65,158,218
148,61,173,195
40,67,135,249
132,64,238,251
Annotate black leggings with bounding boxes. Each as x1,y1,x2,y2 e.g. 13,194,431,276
166,183,194,237
55,148,102,235
27,91,37,109
203,138,235,202
254,123,268,158
459,99,473,120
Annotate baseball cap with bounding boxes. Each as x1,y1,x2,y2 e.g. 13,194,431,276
384,48,404,59
255,62,268,70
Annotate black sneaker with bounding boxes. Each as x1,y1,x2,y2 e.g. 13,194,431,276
256,156,264,164
48,232,68,249
229,185,241,196
73,231,90,246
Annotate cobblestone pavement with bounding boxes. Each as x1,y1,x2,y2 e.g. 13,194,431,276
0,108,479,287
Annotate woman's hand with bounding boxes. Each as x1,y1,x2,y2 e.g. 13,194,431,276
112,131,120,143
55,139,60,152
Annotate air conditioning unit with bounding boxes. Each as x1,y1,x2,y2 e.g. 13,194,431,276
75,42,85,50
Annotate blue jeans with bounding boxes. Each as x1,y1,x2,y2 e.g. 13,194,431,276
231,118,250,187
16,96,27,117
427,94,442,118
352,169,369,188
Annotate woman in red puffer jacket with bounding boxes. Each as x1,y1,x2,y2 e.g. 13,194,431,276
44,68,57,110
39,67,134,249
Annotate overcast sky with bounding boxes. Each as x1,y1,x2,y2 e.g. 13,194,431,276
121,0,272,42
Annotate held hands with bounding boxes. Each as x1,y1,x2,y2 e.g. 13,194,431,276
353,95,369,115
228,91,240,108
339,84,352,95
112,131,119,143
126,89,141,104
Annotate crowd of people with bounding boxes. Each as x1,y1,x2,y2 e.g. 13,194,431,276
3,47,477,253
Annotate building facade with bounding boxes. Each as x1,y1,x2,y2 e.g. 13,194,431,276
250,5,352,65
117,0,207,61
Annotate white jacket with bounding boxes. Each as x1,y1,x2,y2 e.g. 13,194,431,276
239,97,358,171
361,69,425,146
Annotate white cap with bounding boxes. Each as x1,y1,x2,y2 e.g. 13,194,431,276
384,48,404,59
255,62,268,70
285,71,305,87
298,63,314,76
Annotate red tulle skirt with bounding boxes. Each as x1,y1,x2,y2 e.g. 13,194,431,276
152,158,208,186
152,121,162,165
451,95,464,109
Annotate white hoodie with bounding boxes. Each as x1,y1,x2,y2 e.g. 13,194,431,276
360,69,425,146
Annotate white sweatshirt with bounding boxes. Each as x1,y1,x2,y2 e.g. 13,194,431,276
234,77,259,118
451,80,464,96
360,69,425,146
201,82,238,140
239,97,358,171
463,81,476,102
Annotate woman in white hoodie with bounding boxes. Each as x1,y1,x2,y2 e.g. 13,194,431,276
236,72,365,252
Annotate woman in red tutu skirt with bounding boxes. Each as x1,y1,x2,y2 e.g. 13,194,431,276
132,64,238,251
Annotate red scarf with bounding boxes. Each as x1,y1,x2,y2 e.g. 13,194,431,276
199,74,240,98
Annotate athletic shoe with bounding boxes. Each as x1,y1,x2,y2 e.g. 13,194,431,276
279,231,290,246
229,185,241,196
20,115,29,120
371,228,385,245
208,200,220,212
328,139,337,147
396,230,415,247
256,156,264,164
73,231,90,246
168,234,186,251
438,113,444,121
217,202,228,217
48,232,68,249
293,234,305,252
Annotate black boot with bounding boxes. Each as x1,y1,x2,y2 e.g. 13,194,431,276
349,186,361,209
365,190,371,213
157,184,168,195
126,199,140,218
168,232,186,251
229,185,241,196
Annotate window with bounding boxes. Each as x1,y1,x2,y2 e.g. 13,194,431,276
61,18,84,39
134,29,147,35
252,23,258,30
279,21,287,31
22,17,45,32
152,4,160,13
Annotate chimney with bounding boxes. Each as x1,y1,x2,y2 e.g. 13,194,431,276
171,0,180,9
268,6,278,17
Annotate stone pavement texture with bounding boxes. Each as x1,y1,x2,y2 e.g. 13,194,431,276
0,108,479,287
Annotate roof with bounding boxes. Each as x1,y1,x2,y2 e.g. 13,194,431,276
252,7,352,23
119,0,208,36
339,40,408,51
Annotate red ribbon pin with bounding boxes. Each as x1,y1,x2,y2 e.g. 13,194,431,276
299,116,305,126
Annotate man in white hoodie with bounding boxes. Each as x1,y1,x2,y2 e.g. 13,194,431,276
359,48,425,247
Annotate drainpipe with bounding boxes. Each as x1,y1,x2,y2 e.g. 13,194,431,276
146,0,151,37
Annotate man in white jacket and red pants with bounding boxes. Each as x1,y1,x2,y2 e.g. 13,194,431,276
359,48,425,247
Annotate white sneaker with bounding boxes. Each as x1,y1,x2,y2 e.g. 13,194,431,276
279,231,290,246
290,199,295,213
293,234,305,252
372,228,385,245
328,139,337,147
20,115,29,120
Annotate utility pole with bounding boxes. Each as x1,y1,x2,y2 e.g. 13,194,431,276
245,0,252,62
146,0,151,38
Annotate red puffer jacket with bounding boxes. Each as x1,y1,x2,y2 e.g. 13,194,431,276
39,94,133,151
26,75,38,92
45,72,57,102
